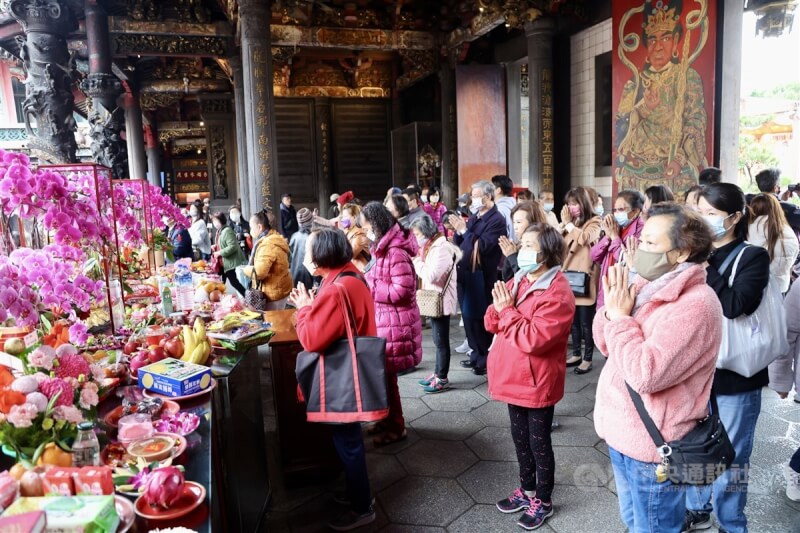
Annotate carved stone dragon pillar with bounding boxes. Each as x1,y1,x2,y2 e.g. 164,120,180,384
9,0,79,163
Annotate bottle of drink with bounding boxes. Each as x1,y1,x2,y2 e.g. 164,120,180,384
72,421,100,467
174,266,194,311
161,283,173,316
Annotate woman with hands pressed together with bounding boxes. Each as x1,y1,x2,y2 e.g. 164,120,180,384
593,203,722,533
499,201,549,282
485,224,575,531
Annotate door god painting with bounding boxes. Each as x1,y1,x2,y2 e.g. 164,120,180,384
613,0,716,196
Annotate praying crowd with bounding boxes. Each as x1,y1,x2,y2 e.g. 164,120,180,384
168,171,800,532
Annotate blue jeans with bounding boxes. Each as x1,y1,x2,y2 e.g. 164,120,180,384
686,388,762,533
330,423,372,514
609,447,686,533
430,315,451,379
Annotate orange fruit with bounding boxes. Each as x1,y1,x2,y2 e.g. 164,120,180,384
37,443,72,468
9,462,27,480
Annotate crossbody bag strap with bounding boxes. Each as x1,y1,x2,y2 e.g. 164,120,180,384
624,382,668,447
443,254,457,290
715,242,748,279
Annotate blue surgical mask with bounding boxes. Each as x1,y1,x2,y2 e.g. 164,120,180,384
614,212,631,228
594,204,604,216
517,249,540,273
543,202,554,213
703,214,733,240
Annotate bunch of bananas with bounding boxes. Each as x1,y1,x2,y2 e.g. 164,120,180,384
207,310,262,333
181,318,212,365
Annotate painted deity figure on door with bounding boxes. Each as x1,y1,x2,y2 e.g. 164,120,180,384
613,0,715,197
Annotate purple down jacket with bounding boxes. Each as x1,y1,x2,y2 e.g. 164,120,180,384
366,223,423,374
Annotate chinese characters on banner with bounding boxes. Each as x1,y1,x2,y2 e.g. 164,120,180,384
541,68,554,193
612,0,716,197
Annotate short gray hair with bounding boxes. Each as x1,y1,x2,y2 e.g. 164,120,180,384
410,214,438,238
472,180,495,201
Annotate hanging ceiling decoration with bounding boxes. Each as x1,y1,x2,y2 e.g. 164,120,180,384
746,0,797,37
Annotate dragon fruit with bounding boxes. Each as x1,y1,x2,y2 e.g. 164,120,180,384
143,466,185,509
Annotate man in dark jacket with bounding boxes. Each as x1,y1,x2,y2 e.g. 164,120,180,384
447,180,507,375
279,193,299,240
165,219,193,261
746,168,800,235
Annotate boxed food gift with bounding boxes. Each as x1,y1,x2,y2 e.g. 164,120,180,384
73,467,114,496
2,496,119,532
43,468,77,496
137,358,212,397
0,511,46,532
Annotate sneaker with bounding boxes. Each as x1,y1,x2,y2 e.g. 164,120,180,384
517,498,553,530
496,488,532,514
455,339,471,353
784,464,800,502
332,492,376,507
418,373,436,387
551,418,559,430
682,510,712,532
423,377,450,394
328,508,376,531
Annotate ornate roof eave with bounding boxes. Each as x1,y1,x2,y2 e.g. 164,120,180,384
270,24,437,51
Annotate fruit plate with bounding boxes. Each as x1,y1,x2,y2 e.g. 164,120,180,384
134,481,206,520
104,400,181,429
143,378,217,401
101,433,187,468
115,495,135,532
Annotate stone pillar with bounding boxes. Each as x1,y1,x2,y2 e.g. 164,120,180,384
525,18,556,194
506,62,523,187
124,90,147,180
314,97,332,214
231,57,249,214
200,97,236,206
9,0,78,162
145,125,161,187
718,0,743,182
239,0,280,217
82,0,127,178
439,67,458,206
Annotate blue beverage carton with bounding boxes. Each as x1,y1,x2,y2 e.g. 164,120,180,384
137,357,213,397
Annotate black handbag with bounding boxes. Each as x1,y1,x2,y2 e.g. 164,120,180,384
626,383,735,485
563,270,590,297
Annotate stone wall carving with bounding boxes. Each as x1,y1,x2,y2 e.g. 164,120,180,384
208,125,228,199
114,34,226,56
140,92,183,111
82,73,128,178
9,0,79,163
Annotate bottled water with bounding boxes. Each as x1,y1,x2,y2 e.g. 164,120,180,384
72,421,100,467
174,266,194,311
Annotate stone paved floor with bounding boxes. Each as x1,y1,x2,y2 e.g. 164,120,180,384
262,322,800,532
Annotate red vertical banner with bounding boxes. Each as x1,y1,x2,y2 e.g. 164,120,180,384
612,0,716,198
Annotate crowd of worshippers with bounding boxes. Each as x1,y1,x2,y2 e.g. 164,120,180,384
166,171,800,532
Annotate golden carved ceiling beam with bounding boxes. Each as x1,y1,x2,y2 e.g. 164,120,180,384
140,79,231,93
446,12,505,49
271,24,436,51
108,17,232,37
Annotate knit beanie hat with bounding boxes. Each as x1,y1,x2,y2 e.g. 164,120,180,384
296,208,313,230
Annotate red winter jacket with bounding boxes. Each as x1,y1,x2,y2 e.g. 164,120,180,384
485,267,576,408
366,223,423,374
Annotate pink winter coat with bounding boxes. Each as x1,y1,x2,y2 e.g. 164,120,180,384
593,264,722,463
590,216,644,308
412,235,461,316
424,202,447,233
366,224,423,374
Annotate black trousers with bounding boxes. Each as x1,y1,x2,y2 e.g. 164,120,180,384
330,422,372,514
570,304,596,361
508,404,556,503
222,268,246,297
464,316,491,369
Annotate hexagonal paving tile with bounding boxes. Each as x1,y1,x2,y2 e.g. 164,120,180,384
546,485,626,533
563,374,592,393
379,526,446,533
550,416,601,447
410,411,485,441
446,369,488,390
369,427,422,456
397,439,478,478
378,477,473,527
553,446,613,488
446,504,554,532
457,461,521,504
402,397,432,423
465,427,518,462
286,489,390,532
578,381,599,399
473,382,491,401
398,377,427,399
555,392,595,417
421,389,487,412
472,401,511,428
367,453,409,493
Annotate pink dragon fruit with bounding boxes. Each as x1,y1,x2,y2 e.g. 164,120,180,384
143,466,185,509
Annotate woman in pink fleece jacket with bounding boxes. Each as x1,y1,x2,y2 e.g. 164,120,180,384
593,203,723,533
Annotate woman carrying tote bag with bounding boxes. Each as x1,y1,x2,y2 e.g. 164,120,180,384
291,229,385,532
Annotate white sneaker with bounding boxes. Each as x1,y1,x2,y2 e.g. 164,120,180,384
459,317,464,327
455,339,471,353
785,464,800,502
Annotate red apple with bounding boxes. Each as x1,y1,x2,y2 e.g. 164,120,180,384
130,353,150,375
147,346,166,363
164,337,184,359
123,341,140,355
167,326,181,339
209,290,222,302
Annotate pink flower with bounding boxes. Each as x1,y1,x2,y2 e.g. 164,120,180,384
79,387,99,409
90,364,105,383
55,344,77,357
10,376,38,394
29,346,56,371
67,323,89,346
53,405,83,424
26,392,48,412
6,403,38,428
54,352,90,379
39,377,74,407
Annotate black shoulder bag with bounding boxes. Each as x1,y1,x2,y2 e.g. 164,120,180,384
625,383,735,485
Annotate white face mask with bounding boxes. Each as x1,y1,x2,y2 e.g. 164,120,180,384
430,195,439,204
420,195,428,203
230,211,241,223
189,207,199,218
367,230,376,242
